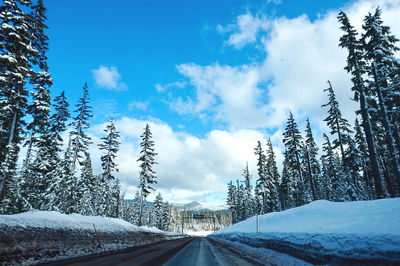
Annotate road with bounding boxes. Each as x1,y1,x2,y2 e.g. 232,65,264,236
44,237,261,266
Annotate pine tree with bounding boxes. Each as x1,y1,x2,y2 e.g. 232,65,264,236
152,192,163,229
303,118,320,200
265,139,281,211
69,82,92,172
361,9,400,195
98,118,121,216
226,180,237,223
109,179,121,218
241,162,254,218
338,11,385,198
44,92,71,212
161,202,170,231
78,152,96,216
98,118,120,181
320,134,346,201
254,141,269,213
236,179,245,222
354,118,374,199
322,81,352,166
344,137,364,200
280,150,296,209
282,112,305,206
61,137,78,214
130,191,142,225
137,124,157,226
0,0,34,207
23,0,52,170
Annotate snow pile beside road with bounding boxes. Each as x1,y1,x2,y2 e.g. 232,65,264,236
0,210,182,265
2,210,146,233
211,199,400,264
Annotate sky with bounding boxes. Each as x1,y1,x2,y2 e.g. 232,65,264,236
44,0,400,206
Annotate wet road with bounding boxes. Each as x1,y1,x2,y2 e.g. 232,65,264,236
165,237,260,266
44,237,261,266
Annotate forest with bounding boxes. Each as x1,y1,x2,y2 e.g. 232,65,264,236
0,0,231,232
226,8,400,224
0,0,399,232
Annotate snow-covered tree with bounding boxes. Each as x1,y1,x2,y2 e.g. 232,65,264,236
0,0,34,209
152,192,163,229
137,124,157,226
338,11,384,198
266,139,281,211
241,162,254,218
283,112,307,206
322,81,352,166
69,83,92,172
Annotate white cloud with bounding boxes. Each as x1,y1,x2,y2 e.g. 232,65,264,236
92,66,127,91
169,63,269,128
260,0,400,129
88,0,400,205
218,12,270,49
129,101,149,111
89,117,268,204
155,81,186,92
163,0,400,137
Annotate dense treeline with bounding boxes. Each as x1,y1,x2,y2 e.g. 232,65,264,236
227,8,400,224
0,0,165,231
0,0,228,233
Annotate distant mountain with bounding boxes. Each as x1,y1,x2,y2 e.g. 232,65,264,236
171,201,227,212
124,199,227,212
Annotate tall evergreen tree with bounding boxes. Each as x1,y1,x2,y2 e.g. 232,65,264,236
226,180,237,223
338,11,385,198
241,162,254,218
69,82,92,172
280,150,296,209
0,0,34,207
137,124,157,226
320,134,346,201
44,92,71,212
354,118,374,199
282,112,306,206
265,139,281,211
322,81,352,166
23,0,52,170
361,9,400,195
98,118,120,181
254,141,269,213
78,152,96,216
152,192,163,229
303,118,320,200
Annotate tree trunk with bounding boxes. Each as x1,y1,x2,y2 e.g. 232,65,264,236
355,62,384,198
305,147,317,201
372,62,400,195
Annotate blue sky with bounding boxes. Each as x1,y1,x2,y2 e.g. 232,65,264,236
46,0,350,134
44,0,400,205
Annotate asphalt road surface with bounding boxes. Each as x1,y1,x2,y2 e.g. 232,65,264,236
165,237,261,266
44,237,261,266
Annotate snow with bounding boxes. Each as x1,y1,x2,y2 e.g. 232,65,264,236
186,230,214,237
212,199,400,263
0,210,183,265
0,210,154,233
211,237,311,266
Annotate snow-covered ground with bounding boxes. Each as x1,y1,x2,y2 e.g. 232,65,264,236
211,199,400,264
186,230,214,237
0,210,182,265
0,210,166,234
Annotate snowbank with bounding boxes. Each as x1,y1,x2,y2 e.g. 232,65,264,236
211,199,400,264
0,210,182,265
